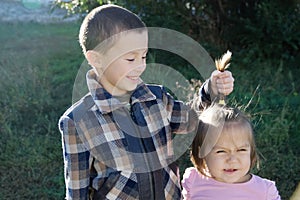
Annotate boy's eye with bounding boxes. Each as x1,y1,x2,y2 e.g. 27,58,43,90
142,54,147,59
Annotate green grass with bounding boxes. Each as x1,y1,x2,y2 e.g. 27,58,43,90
0,21,299,199
0,22,83,199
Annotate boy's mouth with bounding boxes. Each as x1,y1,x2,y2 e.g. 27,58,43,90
127,76,139,81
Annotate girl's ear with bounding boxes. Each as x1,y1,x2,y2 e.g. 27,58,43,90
86,50,102,68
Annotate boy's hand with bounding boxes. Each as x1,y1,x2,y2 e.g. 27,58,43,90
210,70,234,96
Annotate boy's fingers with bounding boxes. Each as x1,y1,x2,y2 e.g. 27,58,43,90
217,86,233,95
216,76,234,84
212,70,233,80
210,70,234,95
216,72,234,95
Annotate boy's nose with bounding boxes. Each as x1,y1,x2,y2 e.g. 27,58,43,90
134,64,146,72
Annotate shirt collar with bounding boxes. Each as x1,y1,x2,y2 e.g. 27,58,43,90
86,69,156,114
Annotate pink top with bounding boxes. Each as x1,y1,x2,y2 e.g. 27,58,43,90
182,167,281,200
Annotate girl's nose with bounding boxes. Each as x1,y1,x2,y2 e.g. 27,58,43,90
227,154,238,163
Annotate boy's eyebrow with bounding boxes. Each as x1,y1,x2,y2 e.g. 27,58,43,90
126,49,148,55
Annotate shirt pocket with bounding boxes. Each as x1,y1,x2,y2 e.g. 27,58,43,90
104,172,139,200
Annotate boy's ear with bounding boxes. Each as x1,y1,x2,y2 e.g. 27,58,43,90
86,50,102,67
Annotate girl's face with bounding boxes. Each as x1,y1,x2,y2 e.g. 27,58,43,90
97,30,148,96
204,125,252,183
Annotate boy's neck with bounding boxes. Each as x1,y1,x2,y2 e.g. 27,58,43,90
113,91,133,103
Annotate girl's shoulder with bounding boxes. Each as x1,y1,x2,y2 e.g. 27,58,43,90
251,174,276,186
182,167,206,183
251,174,281,199
181,167,201,191
183,167,198,177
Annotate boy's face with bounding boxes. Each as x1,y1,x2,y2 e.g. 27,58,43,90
204,126,252,183
95,30,148,96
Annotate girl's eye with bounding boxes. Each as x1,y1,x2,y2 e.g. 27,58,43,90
238,148,248,152
126,58,135,62
216,150,226,154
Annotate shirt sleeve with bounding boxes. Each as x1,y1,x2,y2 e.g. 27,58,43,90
198,79,212,107
190,79,213,111
181,167,195,200
266,180,281,200
161,86,198,134
59,115,90,200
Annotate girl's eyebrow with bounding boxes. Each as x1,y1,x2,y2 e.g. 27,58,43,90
213,144,250,150
212,145,227,150
237,144,250,148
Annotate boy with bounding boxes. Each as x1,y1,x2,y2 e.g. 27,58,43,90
58,4,234,200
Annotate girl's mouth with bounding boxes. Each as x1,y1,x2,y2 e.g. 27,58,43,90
224,169,237,173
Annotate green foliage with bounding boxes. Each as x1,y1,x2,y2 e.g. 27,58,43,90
233,0,300,65
54,0,117,14
54,0,300,117
56,0,300,61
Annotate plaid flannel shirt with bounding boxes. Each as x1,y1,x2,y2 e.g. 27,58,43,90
59,70,207,200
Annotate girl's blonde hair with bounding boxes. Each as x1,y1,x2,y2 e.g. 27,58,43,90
190,104,259,175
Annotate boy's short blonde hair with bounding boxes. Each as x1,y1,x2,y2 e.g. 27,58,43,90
79,4,146,55
191,104,259,175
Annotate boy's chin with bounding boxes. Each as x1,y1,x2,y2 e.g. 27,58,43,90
126,85,138,92
112,84,138,95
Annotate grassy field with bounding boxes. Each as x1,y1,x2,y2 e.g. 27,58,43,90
0,22,82,199
0,21,299,199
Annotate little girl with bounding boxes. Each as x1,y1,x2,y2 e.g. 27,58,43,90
182,104,281,200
